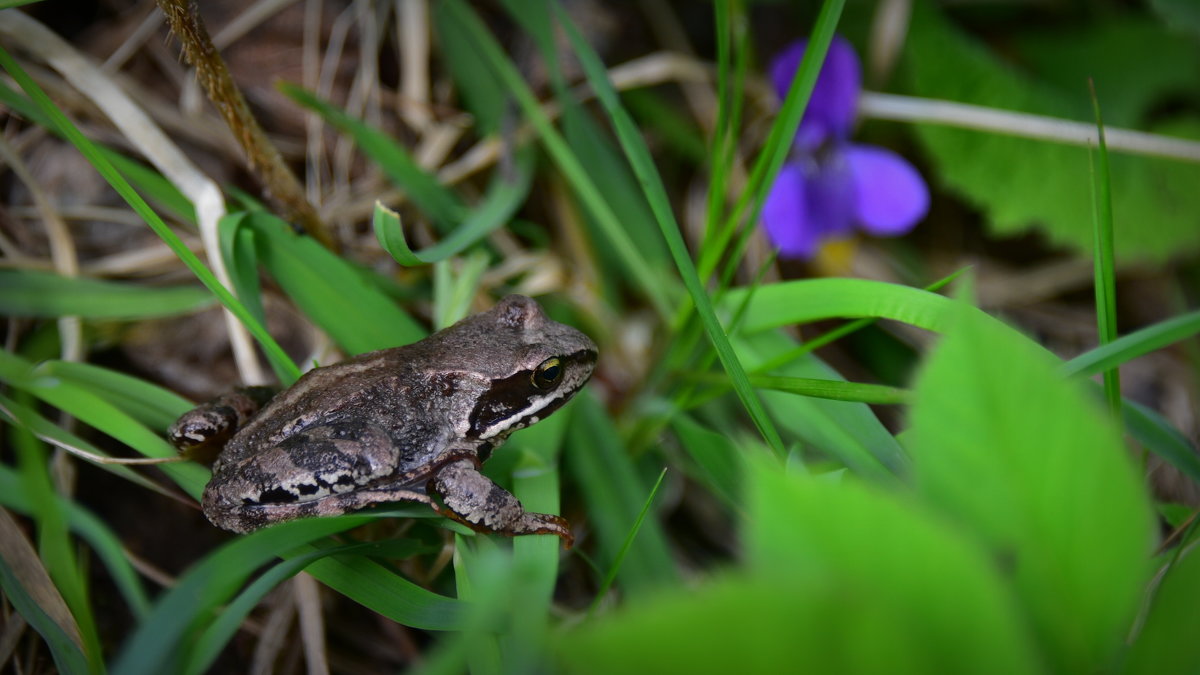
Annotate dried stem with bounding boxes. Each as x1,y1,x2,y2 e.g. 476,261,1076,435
155,0,336,250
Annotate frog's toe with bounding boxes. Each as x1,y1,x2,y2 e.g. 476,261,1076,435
430,459,573,548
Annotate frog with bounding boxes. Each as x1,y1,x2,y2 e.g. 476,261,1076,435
167,295,597,548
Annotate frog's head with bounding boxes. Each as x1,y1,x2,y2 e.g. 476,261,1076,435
433,295,597,441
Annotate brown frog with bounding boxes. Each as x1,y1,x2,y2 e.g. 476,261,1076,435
168,295,596,547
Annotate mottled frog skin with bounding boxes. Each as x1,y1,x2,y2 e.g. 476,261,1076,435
168,295,597,547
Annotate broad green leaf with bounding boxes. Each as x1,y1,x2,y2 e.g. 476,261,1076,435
1014,17,1200,127
244,211,424,355
560,462,1041,674
900,4,1200,261
1123,548,1200,675
907,300,1154,673
0,269,213,319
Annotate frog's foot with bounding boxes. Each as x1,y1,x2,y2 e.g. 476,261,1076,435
429,459,574,549
168,386,278,463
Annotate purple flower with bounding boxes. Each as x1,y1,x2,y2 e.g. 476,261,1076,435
763,36,929,259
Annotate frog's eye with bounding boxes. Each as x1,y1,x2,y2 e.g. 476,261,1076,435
532,357,563,390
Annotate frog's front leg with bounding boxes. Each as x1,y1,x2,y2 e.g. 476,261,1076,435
168,386,278,463
428,459,574,548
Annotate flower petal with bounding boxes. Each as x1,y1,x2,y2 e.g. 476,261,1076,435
846,144,930,236
763,162,821,259
806,150,857,239
769,35,862,149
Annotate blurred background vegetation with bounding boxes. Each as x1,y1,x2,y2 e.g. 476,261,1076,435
1,0,1199,673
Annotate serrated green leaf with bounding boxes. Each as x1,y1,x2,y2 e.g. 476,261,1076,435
0,269,213,319
901,4,1200,261
907,300,1154,673
1013,17,1200,127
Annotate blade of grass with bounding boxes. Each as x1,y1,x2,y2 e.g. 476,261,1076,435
37,360,193,430
1064,309,1200,377
185,538,432,675
0,508,90,675
696,0,846,284
114,517,420,675
0,269,214,319
587,467,668,618
0,464,151,618
11,421,104,670
245,211,425,354
438,0,675,318
0,45,300,384
686,373,911,405
281,83,464,230
555,6,787,456
373,145,533,266
0,349,209,498
1088,79,1121,417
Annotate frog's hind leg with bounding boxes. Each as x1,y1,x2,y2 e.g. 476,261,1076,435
428,459,573,548
202,421,423,533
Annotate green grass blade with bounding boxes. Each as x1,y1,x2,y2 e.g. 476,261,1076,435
0,509,91,675
0,394,174,498
587,467,668,618
1123,400,1200,484
565,395,678,592
687,373,911,405
37,360,193,430
0,463,152,618
185,538,433,675
1088,81,1121,416
373,145,533,266
697,0,846,282
280,83,464,230
554,4,787,456
11,422,105,670
0,269,214,319
1064,309,1200,377
437,0,675,317
245,211,425,354
113,517,374,675
217,212,268,327
0,349,209,498
0,45,300,384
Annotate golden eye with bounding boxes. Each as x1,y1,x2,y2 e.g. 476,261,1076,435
532,357,563,390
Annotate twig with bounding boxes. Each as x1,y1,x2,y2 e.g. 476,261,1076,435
155,0,336,250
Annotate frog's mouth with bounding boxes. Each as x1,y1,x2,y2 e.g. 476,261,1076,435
468,348,597,440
